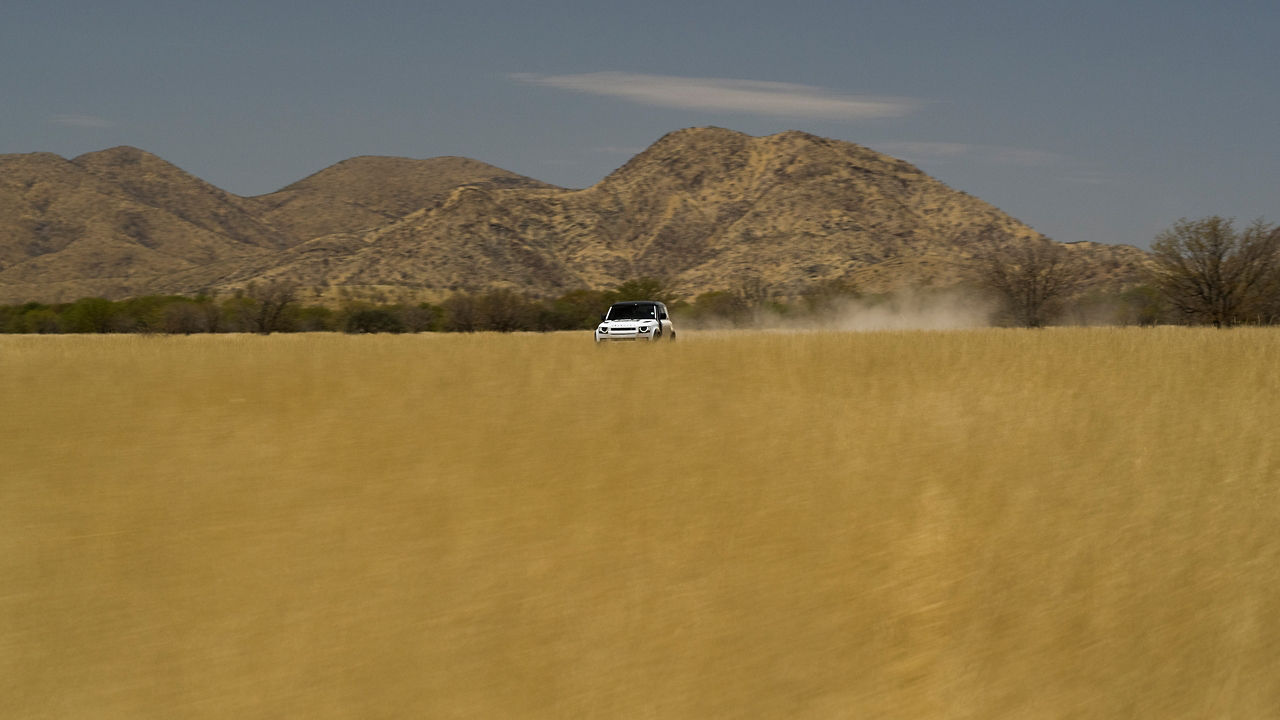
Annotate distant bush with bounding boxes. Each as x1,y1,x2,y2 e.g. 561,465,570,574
296,305,337,332
606,277,677,306
440,293,481,332
398,303,439,333
344,308,405,334
477,288,536,332
61,297,120,333
9,305,63,334
441,290,540,332
161,299,214,334
539,289,609,331
800,277,860,314
685,290,751,326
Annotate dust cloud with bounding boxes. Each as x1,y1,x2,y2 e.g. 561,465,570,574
679,290,996,332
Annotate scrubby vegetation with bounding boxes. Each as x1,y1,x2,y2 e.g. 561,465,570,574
974,216,1279,327
0,277,1252,334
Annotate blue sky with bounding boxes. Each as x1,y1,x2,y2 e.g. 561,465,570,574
3,0,1277,249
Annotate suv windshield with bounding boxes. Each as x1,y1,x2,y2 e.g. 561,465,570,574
607,303,657,321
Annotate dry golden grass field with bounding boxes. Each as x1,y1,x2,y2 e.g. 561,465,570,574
2,329,1279,719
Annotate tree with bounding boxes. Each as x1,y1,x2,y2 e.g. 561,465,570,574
397,303,439,333
116,295,184,332
61,297,118,333
606,277,677,306
975,239,1086,328
19,306,62,333
162,300,209,334
344,308,405,334
1115,284,1167,327
476,288,536,331
540,289,609,330
801,277,859,315
1258,269,1280,324
194,291,224,333
441,293,481,332
295,305,336,332
1149,216,1280,327
689,290,751,325
243,280,299,334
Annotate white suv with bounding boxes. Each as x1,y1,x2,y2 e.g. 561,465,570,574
595,301,676,343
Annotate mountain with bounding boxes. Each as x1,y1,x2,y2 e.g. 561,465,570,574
0,149,553,302
0,129,1148,304
0,149,277,302
251,155,556,241
209,127,1144,298
71,146,292,251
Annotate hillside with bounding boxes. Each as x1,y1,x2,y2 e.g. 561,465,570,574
0,129,1148,304
72,146,293,251
0,149,554,303
220,128,1145,299
0,150,275,302
251,155,557,241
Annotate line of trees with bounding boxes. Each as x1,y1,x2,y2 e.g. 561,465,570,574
0,277,870,335
0,286,566,335
975,216,1279,328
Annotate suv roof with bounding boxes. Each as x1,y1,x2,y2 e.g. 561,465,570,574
609,300,665,308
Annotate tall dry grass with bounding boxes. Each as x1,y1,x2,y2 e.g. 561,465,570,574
2,329,1278,718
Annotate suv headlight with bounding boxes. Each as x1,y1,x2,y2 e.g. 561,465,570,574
598,326,608,333
637,326,649,333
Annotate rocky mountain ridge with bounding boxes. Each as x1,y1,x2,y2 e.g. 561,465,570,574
0,128,1148,304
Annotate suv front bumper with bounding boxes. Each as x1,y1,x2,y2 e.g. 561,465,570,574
595,330,659,342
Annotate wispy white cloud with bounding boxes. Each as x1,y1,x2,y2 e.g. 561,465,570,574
1061,171,1113,185
984,146,1072,167
50,114,114,128
880,141,1112,184
881,141,1071,168
511,72,919,120
878,141,973,159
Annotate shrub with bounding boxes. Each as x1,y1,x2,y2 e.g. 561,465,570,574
61,297,119,333
344,308,405,334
